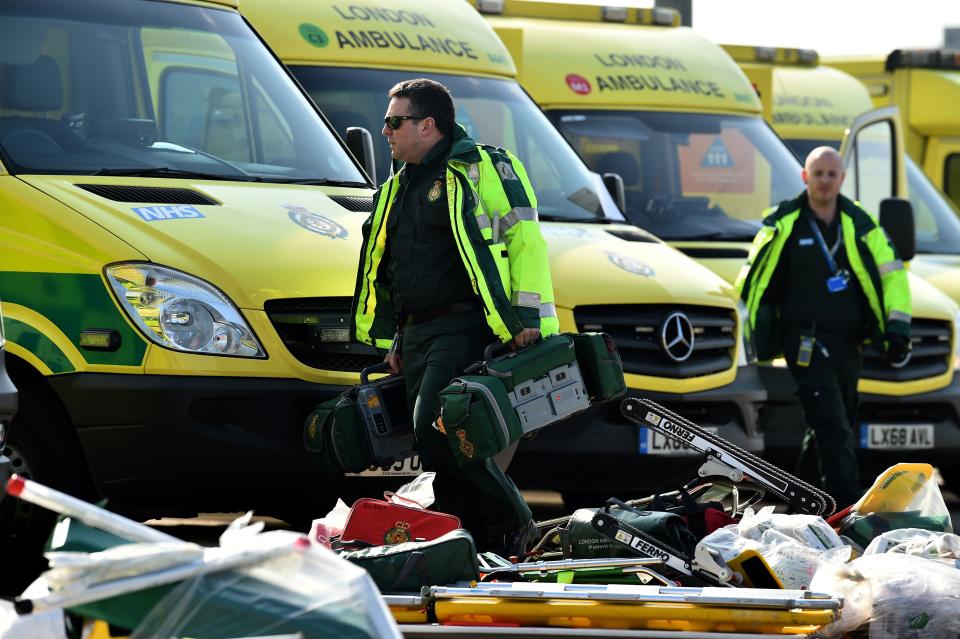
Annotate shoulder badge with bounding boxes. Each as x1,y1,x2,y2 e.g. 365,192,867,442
427,179,444,203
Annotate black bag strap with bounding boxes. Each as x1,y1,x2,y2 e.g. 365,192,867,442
650,485,699,513
389,550,430,592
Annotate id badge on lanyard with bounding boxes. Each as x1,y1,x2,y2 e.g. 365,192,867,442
807,215,849,293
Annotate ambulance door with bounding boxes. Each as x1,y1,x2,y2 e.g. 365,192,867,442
838,106,908,214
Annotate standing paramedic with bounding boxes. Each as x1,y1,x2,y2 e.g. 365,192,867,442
352,79,558,557
736,147,911,506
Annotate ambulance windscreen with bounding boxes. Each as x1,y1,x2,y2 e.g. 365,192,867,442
292,66,623,222
550,110,806,241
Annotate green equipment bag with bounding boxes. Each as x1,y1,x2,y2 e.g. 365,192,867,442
303,388,372,474
437,375,522,466
571,332,627,403
339,529,480,593
561,499,697,559
438,334,592,466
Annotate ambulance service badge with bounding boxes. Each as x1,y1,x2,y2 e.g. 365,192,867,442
427,180,443,203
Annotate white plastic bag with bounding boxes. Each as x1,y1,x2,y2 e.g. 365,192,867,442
385,471,437,508
738,505,844,551
810,551,960,638
863,527,960,562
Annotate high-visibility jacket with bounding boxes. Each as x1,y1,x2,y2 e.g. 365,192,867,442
353,124,558,349
736,192,911,360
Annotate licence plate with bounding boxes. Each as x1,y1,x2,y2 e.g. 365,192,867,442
348,455,423,477
639,426,718,456
860,424,934,449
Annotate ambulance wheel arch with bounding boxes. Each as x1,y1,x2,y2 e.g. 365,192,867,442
0,356,97,582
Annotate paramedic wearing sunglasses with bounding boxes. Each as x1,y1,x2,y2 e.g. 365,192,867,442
352,78,557,557
736,147,911,506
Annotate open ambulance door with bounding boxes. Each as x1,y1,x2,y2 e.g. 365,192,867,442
839,106,915,259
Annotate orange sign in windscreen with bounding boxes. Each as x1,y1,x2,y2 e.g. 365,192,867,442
679,128,755,193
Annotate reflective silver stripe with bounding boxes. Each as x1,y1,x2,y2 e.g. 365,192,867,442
467,163,481,185
878,259,904,275
889,310,911,323
491,212,501,244
511,290,541,308
539,302,557,318
500,207,538,236
475,214,491,231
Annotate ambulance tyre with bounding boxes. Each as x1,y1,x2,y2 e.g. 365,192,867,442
0,382,96,592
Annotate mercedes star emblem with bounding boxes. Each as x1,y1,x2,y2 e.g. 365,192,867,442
660,312,695,362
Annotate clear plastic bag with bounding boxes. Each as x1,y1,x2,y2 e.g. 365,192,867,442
863,527,960,562
810,551,960,638
738,505,845,551
699,507,851,590
840,464,952,550
131,531,401,639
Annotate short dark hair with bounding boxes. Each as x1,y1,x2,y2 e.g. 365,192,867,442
388,78,455,135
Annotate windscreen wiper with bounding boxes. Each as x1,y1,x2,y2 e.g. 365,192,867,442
91,167,258,181
538,213,607,223
265,177,370,187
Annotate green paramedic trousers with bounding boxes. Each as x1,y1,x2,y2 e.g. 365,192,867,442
782,329,864,507
401,309,532,544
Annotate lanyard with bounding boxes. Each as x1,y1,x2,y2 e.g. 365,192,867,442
806,214,843,274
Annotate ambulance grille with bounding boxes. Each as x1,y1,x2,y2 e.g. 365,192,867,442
328,195,374,213
860,318,952,382
264,297,382,372
574,305,736,378
76,184,218,205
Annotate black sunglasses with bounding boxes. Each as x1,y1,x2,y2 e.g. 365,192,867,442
383,115,425,130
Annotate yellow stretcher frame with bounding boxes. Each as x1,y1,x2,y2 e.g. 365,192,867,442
431,598,834,634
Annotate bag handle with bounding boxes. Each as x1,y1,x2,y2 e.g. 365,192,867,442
650,485,699,513
360,361,392,385
482,336,544,363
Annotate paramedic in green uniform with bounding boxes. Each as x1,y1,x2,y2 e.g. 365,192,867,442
353,79,559,556
737,147,911,506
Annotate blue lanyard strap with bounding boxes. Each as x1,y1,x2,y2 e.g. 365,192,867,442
806,214,842,274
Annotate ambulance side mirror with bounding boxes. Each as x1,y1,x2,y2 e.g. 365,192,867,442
345,126,377,186
879,197,915,262
602,172,627,214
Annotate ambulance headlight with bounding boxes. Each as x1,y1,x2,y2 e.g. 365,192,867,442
736,300,756,367
106,263,265,358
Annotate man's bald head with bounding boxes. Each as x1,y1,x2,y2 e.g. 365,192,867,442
804,146,843,173
802,146,845,214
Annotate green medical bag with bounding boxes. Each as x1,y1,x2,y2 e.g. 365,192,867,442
437,375,523,466
303,389,371,474
339,529,480,593
571,332,627,402
561,500,697,559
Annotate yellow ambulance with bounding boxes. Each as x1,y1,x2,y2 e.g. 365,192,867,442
0,0,391,571
829,50,960,211
476,0,960,483
726,45,960,307
240,0,769,502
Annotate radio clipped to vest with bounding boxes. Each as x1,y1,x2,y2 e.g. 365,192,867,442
437,332,626,466
304,362,415,474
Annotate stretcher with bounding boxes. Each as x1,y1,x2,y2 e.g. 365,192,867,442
385,583,841,635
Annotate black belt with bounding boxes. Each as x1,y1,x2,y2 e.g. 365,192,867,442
401,300,481,326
